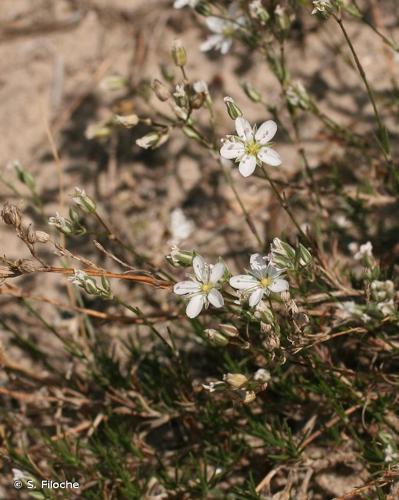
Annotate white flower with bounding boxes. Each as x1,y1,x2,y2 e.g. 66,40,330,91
354,241,373,261
174,0,198,8
254,368,271,382
200,5,245,54
193,80,209,95
173,255,225,318
312,0,332,14
220,117,281,177
384,443,398,463
229,254,289,307
169,208,194,244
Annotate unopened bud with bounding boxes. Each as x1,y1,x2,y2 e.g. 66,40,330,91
239,390,256,404
136,130,169,150
172,39,187,67
113,114,139,128
1,203,22,227
166,247,194,267
242,82,262,103
35,231,50,243
223,373,248,389
72,188,96,214
152,79,170,102
219,324,239,337
223,96,242,119
297,243,312,267
204,329,229,346
262,330,280,352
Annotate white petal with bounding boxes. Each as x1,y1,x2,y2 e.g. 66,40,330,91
208,289,224,308
250,254,268,273
200,35,222,52
210,262,225,283
255,120,277,144
193,255,207,282
174,281,201,295
235,117,253,142
229,274,258,290
220,38,232,54
186,294,205,318
268,278,289,293
249,288,264,307
220,140,244,160
258,147,282,166
238,155,257,177
206,17,226,34
174,0,188,7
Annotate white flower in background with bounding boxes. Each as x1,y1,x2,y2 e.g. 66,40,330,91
337,301,371,323
384,443,398,463
312,0,332,14
201,5,245,55
254,368,271,382
220,117,281,177
229,254,289,307
353,241,373,261
174,0,198,8
174,255,225,318
169,208,194,244
193,80,209,95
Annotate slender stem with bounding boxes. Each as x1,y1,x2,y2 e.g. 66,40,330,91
221,162,263,248
334,14,390,159
260,166,309,244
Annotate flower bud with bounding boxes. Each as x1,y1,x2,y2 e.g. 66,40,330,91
172,39,187,68
136,130,169,150
72,187,96,214
35,231,50,243
237,390,256,404
166,247,194,267
223,373,248,389
219,324,239,337
242,82,262,103
1,203,22,227
14,162,36,191
249,1,270,24
204,329,229,347
113,114,139,128
297,243,312,267
223,96,242,119
152,79,170,102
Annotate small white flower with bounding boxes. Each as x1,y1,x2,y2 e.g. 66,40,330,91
200,4,245,54
220,116,281,177
254,368,271,382
229,254,289,307
48,212,67,227
193,80,209,95
384,443,398,463
169,208,194,244
354,241,373,261
174,0,198,8
174,255,225,318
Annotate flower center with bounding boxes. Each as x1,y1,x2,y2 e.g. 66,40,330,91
201,283,213,293
260,277,272,288
245,141,260,156
222,26,235,37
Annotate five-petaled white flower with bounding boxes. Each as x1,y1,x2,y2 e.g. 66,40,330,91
174,0,198,8
174,255,225,318
220,117,281,177
229,254,289,307
200,4,245,55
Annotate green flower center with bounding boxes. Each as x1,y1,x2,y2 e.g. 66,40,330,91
245,141,260,156
260,277,272,288
223,26,235,37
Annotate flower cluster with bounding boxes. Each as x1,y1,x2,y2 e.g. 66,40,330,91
173,248,291,318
